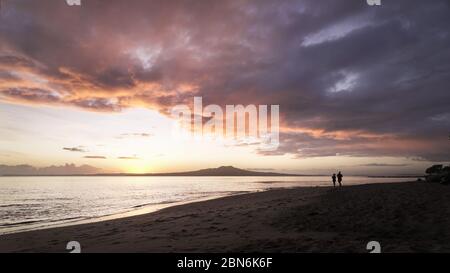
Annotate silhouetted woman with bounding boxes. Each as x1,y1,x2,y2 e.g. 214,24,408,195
332,173,337,187
337,171,343,186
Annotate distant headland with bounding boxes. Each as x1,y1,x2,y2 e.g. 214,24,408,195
102,166,300,177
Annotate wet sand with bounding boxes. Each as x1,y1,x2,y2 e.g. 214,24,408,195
0,181,449,253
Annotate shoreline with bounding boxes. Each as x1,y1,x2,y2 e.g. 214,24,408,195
0,191,252,235
1,177,413,236
1,181,449,253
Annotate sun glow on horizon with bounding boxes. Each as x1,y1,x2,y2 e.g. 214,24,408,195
122,162,154,174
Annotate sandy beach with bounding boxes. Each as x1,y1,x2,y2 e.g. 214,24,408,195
0,181,449,253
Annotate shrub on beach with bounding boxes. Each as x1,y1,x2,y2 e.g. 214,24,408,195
425,164,450,184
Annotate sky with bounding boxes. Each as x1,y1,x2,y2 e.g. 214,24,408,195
0,0,449,175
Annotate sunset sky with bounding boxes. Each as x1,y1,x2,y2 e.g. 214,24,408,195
0,0,449,175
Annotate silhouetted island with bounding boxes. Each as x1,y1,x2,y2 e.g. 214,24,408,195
102,166,300,177
0,165,302,176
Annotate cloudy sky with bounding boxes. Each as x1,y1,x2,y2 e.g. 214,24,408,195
0,0,449,175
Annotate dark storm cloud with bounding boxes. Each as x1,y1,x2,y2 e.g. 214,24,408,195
1,87,60,103
0,0,449,160
0,87,122,111
69,97,122,112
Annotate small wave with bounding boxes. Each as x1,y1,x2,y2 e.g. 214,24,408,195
132,200,179,208
0,204,21,208
0,203,43,208
46,216,84,223
184,190,246,196
0,220,43,227
0,216,85,228
0,204,45,210
257,181,288,184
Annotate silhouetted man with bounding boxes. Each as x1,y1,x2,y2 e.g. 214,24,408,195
337,171,343,186
332,173,337,187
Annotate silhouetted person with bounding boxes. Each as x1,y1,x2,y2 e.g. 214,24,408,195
337,171,343,186
332,173,337,187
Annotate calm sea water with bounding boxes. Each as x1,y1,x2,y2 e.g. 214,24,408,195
0,176,412,234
